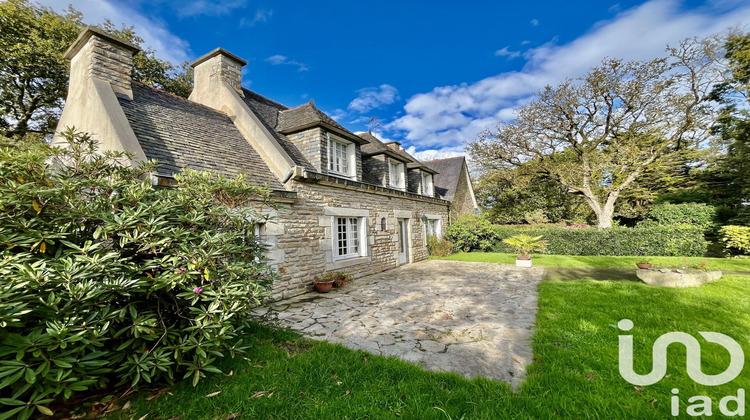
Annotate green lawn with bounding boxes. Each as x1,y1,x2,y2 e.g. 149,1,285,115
434,252,750,271
111,255,750,419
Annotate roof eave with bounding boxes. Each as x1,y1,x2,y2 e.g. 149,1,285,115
279,122,367,144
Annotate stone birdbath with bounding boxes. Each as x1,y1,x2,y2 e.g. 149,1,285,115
636,268,722,288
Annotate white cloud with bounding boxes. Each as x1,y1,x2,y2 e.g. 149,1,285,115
38,0,191,64
494,46,521,59
239,9,273,27
176,0,247,18
406,145,466,161
265,55,309,72
530,19,539,26
386,0,750,153
347,84,400,113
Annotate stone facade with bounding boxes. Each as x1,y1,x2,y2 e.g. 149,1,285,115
56,28,454,303
264,177,450,300
286,128,325,171
286,128,363,181
451,163,476,219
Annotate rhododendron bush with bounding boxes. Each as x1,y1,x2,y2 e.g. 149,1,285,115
0,130,277,418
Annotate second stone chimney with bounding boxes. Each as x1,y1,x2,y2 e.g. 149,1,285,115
64,26,140,99
190,48,247,97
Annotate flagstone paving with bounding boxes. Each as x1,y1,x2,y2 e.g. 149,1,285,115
253,259,544,389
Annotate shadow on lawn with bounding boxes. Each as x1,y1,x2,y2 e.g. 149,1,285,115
543,267,639,282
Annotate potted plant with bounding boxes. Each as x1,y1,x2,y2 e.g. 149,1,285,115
332,271,353,288
313,273,335,293
502,235,547,267
636,260,652,269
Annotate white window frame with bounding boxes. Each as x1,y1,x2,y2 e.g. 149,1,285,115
334,216,365,261
388,159,406,190
424,216,443,239
421,173,434,196
327,134,355,179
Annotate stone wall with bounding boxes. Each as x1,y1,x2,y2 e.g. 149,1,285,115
86,36,135,98
285,128,363,181
286,127,325,171
265,178,450,299
451,163,477,219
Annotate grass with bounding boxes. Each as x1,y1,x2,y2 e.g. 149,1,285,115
110,255,750,419
433,252,750,271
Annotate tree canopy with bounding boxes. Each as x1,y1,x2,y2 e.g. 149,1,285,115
469,35,725,228
0,0,193,139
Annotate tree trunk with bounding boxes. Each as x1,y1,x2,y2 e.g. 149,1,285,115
597,207,614,228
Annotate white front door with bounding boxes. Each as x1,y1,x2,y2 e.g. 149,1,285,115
398,219,409,264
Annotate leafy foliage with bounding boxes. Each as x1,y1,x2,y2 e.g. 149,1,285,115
0,130,276,418
469,35,725,228
502,235,547,258
426,236,453,257
0,0,193,139
475,170,591,225
0,0,82,137
720,225,750,256
709,32,750,209
646,203,717,230
444,215,496,252
446,220,706,257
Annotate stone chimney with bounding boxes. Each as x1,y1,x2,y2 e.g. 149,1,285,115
386,141,402,151
190,48,247,97
64,26,140,99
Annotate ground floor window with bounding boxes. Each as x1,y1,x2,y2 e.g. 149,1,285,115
425,218,442,238
336,217,362,259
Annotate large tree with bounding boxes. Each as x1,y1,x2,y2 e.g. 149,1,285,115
0,0,193,139
0,0,81,138
469,36,724,228
710,32,750,210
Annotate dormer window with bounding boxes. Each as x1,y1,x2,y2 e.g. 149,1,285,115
327,134,355,179
422,173,434,196
388,159,405,190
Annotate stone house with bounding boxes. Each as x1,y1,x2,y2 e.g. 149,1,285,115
423,156,478,220
54,27,467,299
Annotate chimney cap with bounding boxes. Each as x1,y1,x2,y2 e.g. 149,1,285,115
64,26,140,60
190,48,247,68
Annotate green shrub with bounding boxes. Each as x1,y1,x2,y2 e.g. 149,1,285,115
0,130,277,417
487,225,707,257
426,236,453,257
523,209,549,225
444,215,495,252
720,225,750,255
502,234,547,258
648,203,717,230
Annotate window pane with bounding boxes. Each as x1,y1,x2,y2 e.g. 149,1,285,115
350,218,359,254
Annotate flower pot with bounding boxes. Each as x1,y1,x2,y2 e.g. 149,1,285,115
516,257,532,268
636,263,652,269
314,281,334,293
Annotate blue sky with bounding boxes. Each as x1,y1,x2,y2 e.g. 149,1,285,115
40,0,750,158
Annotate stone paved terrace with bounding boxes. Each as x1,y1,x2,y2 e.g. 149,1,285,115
254,260,544,388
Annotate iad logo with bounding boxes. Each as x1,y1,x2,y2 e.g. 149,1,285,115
617,319,746,417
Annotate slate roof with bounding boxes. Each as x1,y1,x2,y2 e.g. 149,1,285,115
423,156,467,201
118,83,283,189
240,89,315,170
358,132,402,159
358,132,437,174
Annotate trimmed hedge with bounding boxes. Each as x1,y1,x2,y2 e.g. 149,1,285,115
446,217,708,256
490,226,707,257
647,202,717,230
